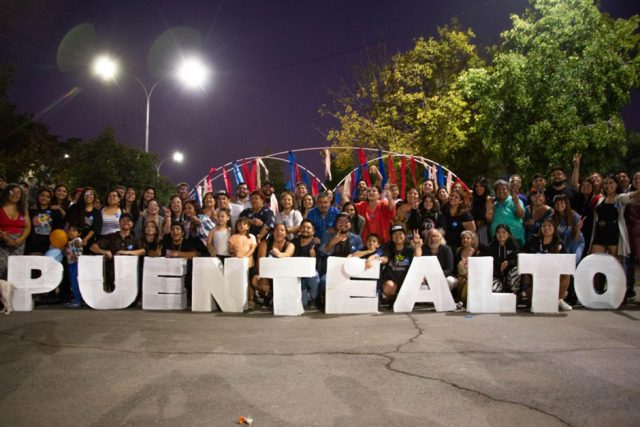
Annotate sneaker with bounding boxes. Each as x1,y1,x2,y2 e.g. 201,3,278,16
66,301,82,309
247,301,256,311
558,299,572,311
455,301,465,310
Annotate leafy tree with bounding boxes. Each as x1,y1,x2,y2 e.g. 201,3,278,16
460,0,640,179
322,23,486,181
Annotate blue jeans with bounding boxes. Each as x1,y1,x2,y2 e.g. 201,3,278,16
68,262,82,304
301,273,320,307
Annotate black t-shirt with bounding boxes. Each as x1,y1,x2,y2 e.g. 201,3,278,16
160,235,204,257
292,237,315,257
443,210,473,249
25,207,65,253
381,243,414,285
545,185,579,211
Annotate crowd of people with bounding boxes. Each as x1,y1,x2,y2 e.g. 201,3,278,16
0,153,638,312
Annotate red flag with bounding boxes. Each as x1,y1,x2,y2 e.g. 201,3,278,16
350,170,356,196
387,155,397,185
251,160,258,190
400,157,407,200
358,148,371,186
222,167,231,194
241,159,253,191
311,179,319,197
207,167,217,193
455,176,471,193
410,156,418,190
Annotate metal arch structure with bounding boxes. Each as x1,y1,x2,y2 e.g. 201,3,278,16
191,146,461,198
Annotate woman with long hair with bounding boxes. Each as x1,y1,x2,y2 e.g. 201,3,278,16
121,187,140,224
65,187,102,252
341,201,365,237
138,186,156,214
523,187,553,241
471,177,492,246
590,174,640,258
275,191,303,240
524,218,572,311
0,184,31,279
418,193,445,237
98,190,122,237
52,184,71,218
182,199,214,249
251,222,295,309
552,194,585,263
163,194,183,236
442,189,476,251
484,223,520,295
141,220,161,257
300,194,315,219
201,192,216,220
26,187,65,255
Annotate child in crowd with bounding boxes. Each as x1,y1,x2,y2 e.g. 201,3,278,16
65,225,84,308
350,233,384,269
228,217,257,309
207,208,232,263
456,245,476,305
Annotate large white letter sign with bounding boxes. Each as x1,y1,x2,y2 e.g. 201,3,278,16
8,255,63,311
259,257,316,316
192,257,248,313
574,254,626,309
142,257,187,310
78,256,138,309
394,256,456,313
325,257,379,314
466,257,516,314
518,254,576,313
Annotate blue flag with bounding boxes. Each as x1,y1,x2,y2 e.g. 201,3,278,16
232,162,245,185
377,149,387,188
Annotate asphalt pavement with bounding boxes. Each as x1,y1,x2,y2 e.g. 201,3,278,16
1,299,639,426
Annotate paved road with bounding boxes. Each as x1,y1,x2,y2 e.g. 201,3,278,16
1,301,639,426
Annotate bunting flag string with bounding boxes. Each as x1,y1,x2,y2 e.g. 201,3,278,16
302,169,311,191
378,149,387,189
387,155,397,185
357,148,371,186
222,167,232,194
400,157,407,200
322,148,332,181
232,162,245,186
436,165,445,188
410,156,418,190
241,159,254,191
207,167,216,193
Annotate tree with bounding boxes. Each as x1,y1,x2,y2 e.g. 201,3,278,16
460,0,640,178
322,23,486,180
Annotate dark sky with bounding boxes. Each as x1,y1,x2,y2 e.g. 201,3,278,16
1,0,638,186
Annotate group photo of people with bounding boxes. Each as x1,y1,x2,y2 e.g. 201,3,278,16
1,153,638,313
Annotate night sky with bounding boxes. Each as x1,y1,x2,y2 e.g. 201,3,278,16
1,0,638,186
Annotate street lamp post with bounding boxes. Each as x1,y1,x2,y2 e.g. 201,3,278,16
92,55,209,153
155,151,184,176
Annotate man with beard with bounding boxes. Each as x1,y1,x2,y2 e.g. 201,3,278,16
291,219,319,309
232,183,251,211
544,166,579,210
260,180,279,214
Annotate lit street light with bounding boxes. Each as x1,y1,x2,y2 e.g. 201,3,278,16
91,54,209,153
155,150,184,176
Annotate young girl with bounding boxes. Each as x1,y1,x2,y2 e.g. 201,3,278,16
207,208,232,263
141,220,161,257
228,217,258,309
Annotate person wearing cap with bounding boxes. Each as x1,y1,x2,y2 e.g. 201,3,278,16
90,213,144,292
215,189,243,229
317,212,364,308
379,224,423,302
176,182,191,203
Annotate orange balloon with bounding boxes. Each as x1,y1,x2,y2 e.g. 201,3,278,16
49,229,68,249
